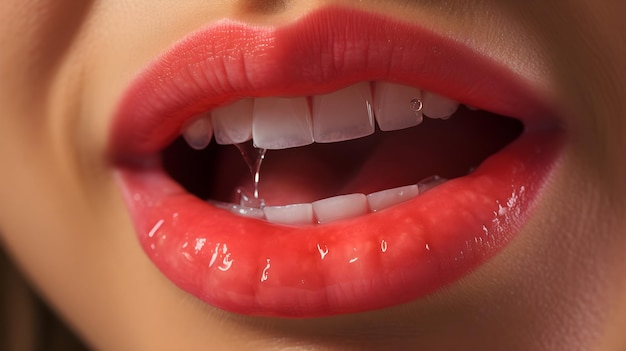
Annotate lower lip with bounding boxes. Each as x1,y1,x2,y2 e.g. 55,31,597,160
115,129,562,317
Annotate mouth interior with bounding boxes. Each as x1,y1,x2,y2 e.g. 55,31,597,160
162,106,523,207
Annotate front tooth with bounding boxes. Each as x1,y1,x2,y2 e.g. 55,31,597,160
252,97,314,150
212,99,254,145
312,82,375,143
312,193,368,224
263,203,314,225
367,185,419,212
373,82,423,131
182,114,213,150
422,91,459,119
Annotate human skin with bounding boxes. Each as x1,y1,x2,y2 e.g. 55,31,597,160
1,0,625,350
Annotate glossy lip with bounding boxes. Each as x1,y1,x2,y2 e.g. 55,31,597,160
110,7,563,317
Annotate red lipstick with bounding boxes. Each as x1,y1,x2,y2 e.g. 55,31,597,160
110,7,563,317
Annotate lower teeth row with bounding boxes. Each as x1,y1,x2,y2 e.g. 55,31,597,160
208,175,446,226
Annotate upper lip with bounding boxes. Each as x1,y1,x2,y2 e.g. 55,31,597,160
109,6,563,317
109,6,558,160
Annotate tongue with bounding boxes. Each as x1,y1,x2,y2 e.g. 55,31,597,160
211,108,523,206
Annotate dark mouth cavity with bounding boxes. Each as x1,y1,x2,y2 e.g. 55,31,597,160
162,106,523,206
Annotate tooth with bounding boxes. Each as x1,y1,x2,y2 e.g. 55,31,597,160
182,114,213,150
422,91,459,119
373,82,423,131
417,175,446,194
235,187,266,209
312,193,368,224
263,203,314,225
367,185,419,212
252,97,314,150
209,201,265,219
211,99,254,145
312,82,375,143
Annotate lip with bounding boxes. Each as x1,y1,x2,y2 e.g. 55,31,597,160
110,7,563,317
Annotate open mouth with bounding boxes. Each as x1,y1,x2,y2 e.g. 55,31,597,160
163,84,524,225
110,7,563,318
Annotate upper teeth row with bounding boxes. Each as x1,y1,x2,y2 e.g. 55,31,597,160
181,81,461,151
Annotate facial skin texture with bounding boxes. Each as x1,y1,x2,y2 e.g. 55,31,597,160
1,0,625,350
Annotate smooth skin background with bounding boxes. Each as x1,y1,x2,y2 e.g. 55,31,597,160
1,0,625,350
